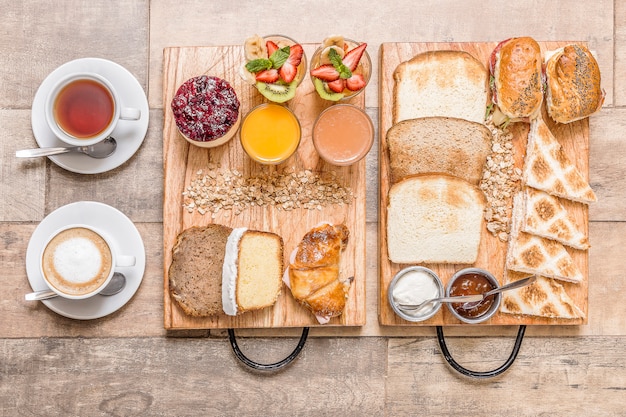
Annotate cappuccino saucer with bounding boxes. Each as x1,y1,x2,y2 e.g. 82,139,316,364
25,201,146,320
31,58,149,174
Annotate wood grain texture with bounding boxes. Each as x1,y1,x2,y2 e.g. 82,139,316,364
379,42,589,326
0,0,149,109
162,45,367,329
0,337,387,416
0,110,46,222
387,336,626,416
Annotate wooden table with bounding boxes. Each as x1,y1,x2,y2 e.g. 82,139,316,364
1,0,624,415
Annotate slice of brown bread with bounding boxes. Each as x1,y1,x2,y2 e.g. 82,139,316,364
386,116,492,184
168,224,232,317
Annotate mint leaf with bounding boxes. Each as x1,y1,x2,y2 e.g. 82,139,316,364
246,59,272,73
329,48,352,79
270,46,290,69
328,48,343,68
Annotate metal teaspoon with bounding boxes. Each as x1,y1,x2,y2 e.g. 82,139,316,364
16,136,117,159
24,272,127,301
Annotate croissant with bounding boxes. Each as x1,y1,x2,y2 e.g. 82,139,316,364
288,223,351,321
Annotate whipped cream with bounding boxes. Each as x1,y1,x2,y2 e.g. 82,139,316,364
221,227,247,316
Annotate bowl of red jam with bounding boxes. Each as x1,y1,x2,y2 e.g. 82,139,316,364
446,268,501,324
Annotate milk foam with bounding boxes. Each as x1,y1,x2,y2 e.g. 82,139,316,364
42,227,112,296
53,237,103,283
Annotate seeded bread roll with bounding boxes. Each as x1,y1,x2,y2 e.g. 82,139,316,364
168,224,232,317
392,50,489,125
545,43,605,123
490,37,544,121
386,174,486,264
386,116,492,185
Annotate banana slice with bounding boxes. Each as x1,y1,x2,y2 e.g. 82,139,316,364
244,34,268,61
322,35,345,50
238,63,257,85
320,45,345,65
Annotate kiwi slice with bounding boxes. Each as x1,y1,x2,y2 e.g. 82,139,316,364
256,81,297,103
313,77,344,101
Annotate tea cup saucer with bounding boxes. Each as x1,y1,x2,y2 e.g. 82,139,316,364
31,58,149,174
25,201,146,320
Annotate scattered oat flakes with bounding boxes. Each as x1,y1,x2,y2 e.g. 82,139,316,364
480,121,522,242
182,167,354,215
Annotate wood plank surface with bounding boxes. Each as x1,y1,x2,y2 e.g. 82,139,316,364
162,45,367,329
378,42,590,326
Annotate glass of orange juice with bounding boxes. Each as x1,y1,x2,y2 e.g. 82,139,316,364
312,104,374,166
240,103,301,164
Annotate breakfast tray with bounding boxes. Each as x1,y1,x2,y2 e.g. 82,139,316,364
162,44,367,330
378,41,589,326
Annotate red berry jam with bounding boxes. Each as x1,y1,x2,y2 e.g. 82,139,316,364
171,75,240,142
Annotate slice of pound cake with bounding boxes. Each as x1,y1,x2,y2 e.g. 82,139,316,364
222,228,284,315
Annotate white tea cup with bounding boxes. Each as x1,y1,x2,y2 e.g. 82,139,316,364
45,72,141,147
40,224,135,300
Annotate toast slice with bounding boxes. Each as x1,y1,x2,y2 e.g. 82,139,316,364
522,187,590,250
523,118,596,203
507,192,584,283
386,116,492,184
500,269,585,319
392,50,489,125
386,174,486,264
169,224,232,317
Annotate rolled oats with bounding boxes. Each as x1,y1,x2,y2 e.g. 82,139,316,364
480,121,522,242
182,167,354,216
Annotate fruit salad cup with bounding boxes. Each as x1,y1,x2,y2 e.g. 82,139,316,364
241,34,307,103
310,36,371,102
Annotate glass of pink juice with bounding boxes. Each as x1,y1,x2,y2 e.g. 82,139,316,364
312,104,374,166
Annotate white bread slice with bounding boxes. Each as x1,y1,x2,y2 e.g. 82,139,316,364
392,50,489,125
523,118,596,203
500,269,585,319
507,192,584,283
386,174,486,264
521,187,590,250
386,116,492,185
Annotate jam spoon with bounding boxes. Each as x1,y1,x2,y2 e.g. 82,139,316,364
15,136,117,158
398,294,484,312
459,275,537,310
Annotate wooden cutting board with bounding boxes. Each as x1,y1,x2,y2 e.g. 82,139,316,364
378,41,589,326
162,44,367,329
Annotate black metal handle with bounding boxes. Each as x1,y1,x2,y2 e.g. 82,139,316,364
228,327,309,371
436,325,526,379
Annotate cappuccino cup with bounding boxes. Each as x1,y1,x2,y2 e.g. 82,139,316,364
40,225,135,300
45,72,141,147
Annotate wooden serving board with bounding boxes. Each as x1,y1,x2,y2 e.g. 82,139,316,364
162,45,367,329
379,42,589,326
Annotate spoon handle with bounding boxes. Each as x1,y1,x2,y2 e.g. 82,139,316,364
16,147,74,157
25,290,58,301
484,275,537,297
399,294,483,309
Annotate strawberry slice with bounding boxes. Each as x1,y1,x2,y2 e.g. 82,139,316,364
255,69,279,83
327,78,346,93
310,64,340,82
279,44,304,83
345,73,366,91
266,40,280,58
342,43,367,71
